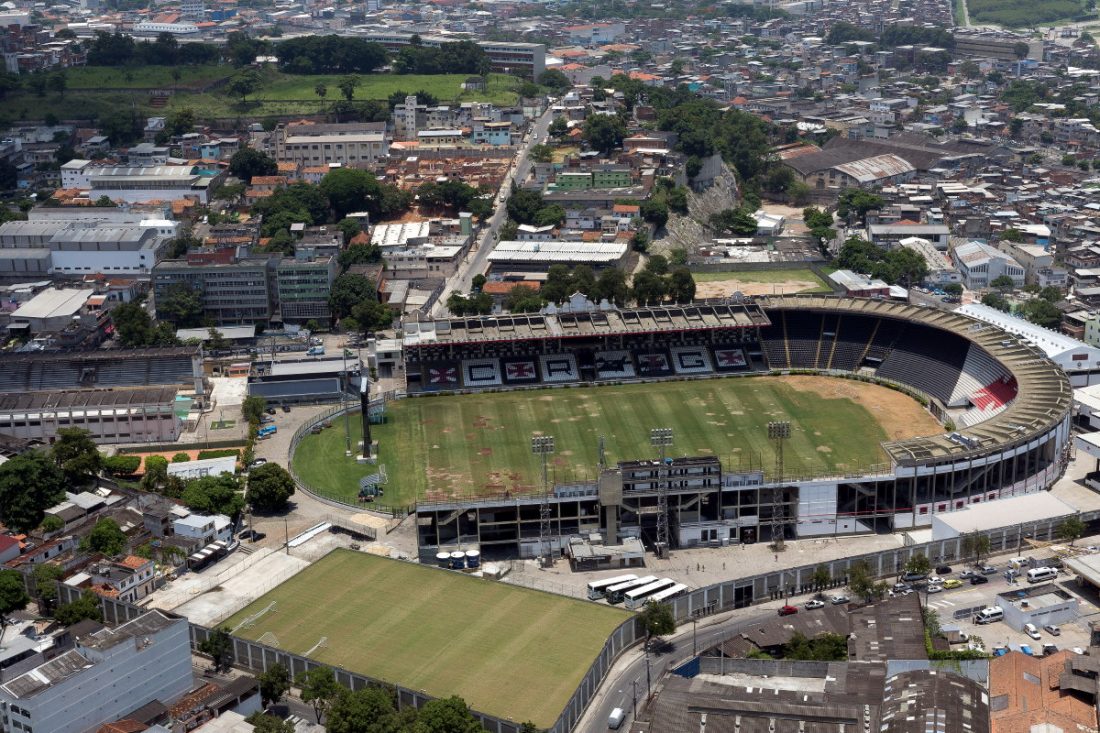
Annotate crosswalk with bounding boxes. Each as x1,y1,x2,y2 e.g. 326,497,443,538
926,598,957,611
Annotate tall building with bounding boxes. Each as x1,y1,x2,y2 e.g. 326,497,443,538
276,249,337,323
273,122,389,167
0,610,192,733
153,251,278,326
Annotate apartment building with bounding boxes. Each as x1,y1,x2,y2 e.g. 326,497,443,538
276,249,337,323
153,252,277,326
0,610,192,733
273,122,389,167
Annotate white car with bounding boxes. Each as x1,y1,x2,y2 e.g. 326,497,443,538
1024,623,1042,640
925,583,943,594
829,595,850,605
805,599,825,610
927,575,943,585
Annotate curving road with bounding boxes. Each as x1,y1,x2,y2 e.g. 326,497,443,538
576,603,785,733
434,106,556,317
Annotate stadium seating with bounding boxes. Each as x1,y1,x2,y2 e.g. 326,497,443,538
595,350,636,379
876,323,969,402
461,358,502,388
634,351,673,377
502,358,540,385
670,346,714,375
540,354,579,383
422,362,461,391
783,311,826,369
822,315,877,372
712,345,749,372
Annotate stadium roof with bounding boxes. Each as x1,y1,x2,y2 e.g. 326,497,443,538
759,296,1071,465
402,302,771,346
955,303,1100,369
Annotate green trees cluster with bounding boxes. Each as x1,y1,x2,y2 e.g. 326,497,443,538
246,463,296,513
157,282,205,327
110,301,180,348
81,518,127,557
709,207,759,236
393,40,490,76
86,30,221,67
632,256,696,305
582,114,627,155
228,148,278,182
505,189,567,228
446,290,494,316
417,180,491,219
182,474,246,519
276,36,388,74
541,264,629,306
836,189,884,225
0,450,67,532
329,273,394,333
836,236,929,286
765,631,849,661
319,168,412,223
293,665,502,731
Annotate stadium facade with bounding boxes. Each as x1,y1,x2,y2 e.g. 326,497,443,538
388,296,1073,559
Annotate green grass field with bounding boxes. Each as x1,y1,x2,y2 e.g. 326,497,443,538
224,550,629,727
3,67,519,123
292,375,925,507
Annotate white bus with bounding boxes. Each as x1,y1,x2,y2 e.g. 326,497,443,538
587,574,639,600
624,579,678,610
645,583,688,607
606,575,659,604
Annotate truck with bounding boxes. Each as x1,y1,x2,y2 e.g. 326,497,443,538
307,345,325,356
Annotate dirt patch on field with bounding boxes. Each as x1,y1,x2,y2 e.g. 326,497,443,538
695,279,823,297
774,375,942,441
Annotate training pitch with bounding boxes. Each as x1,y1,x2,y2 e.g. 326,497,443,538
224,550,630,727
292,374,940,506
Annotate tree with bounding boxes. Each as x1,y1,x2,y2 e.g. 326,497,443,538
506,189,546,225
811,564,831,590
981,292,1010,312
54,591,102,626
0,571,27,643
326,687,399,733
639,602,676,646
182,474,245,518
0,451,66,532
538,68,571,91
640,200,669,229
314,81,328,107
904,552,931,577
298,666,341,723
141,455,170,492
321,167,410,221
548,116,569,140
329,273,377,319
836,189,884,224
172,452,191,463
350,298,395,333
530,144,554,163
246,713,295,733
944,283,963,298
247,464,296,513
40,515,63,534
632,270,667,305
667,267,696,303
710,207,758,236
338,75,359,102
848,560,875,601
157,282,204,327
594,268,629,306
81,518,127,557
242,396,267,426
52,427,103,485
47,71,67,98
504,285,546,313
103,455,141,476
258,663,291,707
991,274,1016,291
1020,297,1061,328
227,69,261,104
961,531,991,566
33,563,64,609
582,114,626,155
413,696,483,733
229,148,278,181
199,627,235,672
1058,515,1086,546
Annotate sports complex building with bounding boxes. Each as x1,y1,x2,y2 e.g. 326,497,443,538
397,296,1073,559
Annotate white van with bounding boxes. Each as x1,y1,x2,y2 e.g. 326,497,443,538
1027,567,1058,584
608,707,625,730
975,606,1004,624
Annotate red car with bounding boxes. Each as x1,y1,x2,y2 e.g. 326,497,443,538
778,605,799,616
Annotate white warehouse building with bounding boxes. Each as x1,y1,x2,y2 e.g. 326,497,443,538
952,240,1026,290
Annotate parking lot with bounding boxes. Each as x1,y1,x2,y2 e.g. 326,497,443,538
900,557,1100,655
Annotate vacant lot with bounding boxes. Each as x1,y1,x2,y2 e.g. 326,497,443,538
691,268,834,297
224,550,629,728
291,375,940,506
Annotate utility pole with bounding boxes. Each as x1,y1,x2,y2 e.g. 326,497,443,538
342,346,351,456
650,428,673,560
632,678,638,721
532,435,555,566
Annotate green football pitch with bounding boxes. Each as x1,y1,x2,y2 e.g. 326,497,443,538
223,550,630,727
291,374,940,507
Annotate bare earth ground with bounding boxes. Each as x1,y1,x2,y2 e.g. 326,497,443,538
774,375,942,443
695,278,824,297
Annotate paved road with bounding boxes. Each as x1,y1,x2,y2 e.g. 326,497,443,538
434,107,556,316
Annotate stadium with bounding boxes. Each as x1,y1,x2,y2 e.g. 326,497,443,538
307,294,1074,560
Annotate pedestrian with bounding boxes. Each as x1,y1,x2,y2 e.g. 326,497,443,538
723,562,726,571
774,553,778,562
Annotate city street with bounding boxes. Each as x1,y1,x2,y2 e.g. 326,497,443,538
434,106,557,316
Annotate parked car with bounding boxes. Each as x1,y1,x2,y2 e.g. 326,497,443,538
829,595,850,605
959,569,978,579
925,584,943,594
1025,623,1042,640
779,605,799,616
892,582,911,593
805,599,825,609
249,458,267,468
970,575,989,585
282,404,292,413
980,565,997,574
239,530,266,542
1020,644,1035,656
935,565,952,574
927,575,944,585
265,407,276,415
901,571,927,582
1042,644,1059,656
942,579,963,589
1044,625,1061,636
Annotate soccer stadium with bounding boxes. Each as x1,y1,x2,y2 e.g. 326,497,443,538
298,295,1073,560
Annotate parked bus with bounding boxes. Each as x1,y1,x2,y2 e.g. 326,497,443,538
605,575,658,605
645,583,689,607
587,574,639,601
624,579,678,610
258,425,277,437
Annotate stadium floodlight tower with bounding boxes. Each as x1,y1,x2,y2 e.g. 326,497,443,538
531,434,556,566
650,428,674,559
767,421,791,551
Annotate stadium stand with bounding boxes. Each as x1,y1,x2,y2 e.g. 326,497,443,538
0,348,200,394
595,350,635,379
876,322,969,402
462,358,503,388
